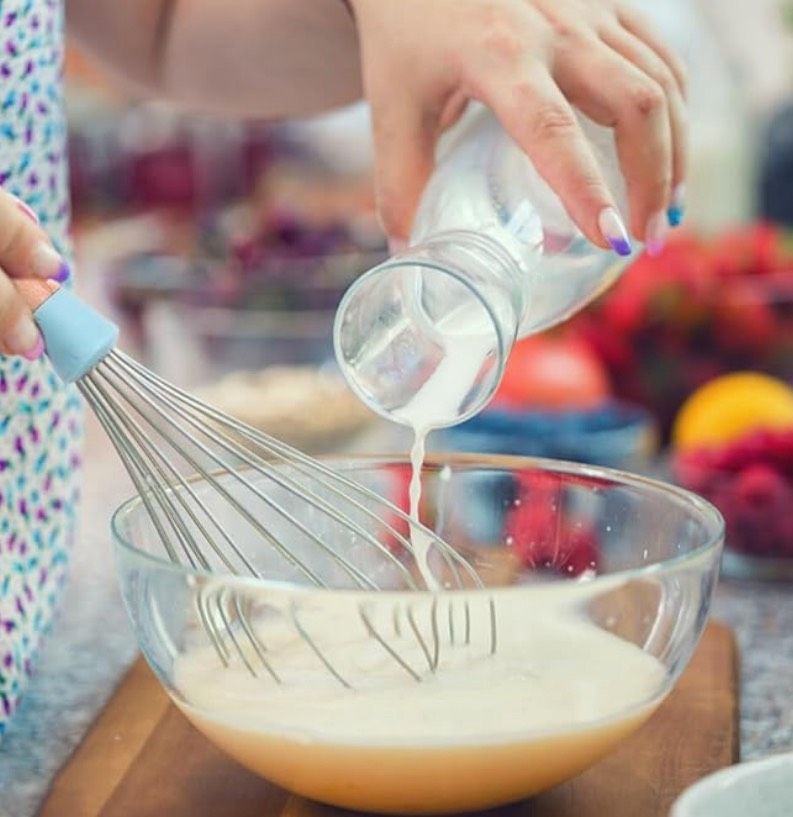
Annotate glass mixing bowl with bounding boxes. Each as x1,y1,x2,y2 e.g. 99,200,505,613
113,454,723,814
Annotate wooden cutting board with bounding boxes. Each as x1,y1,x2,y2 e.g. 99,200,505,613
38,622,738,817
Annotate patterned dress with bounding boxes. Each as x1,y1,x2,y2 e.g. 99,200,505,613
0,0,82,736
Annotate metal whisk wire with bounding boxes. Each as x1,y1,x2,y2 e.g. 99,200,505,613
20,279,497,687
81,350,498,683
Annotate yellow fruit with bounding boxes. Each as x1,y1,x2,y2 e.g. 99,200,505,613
673,372,793,450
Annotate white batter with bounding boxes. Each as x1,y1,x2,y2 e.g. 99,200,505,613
173,584,666,812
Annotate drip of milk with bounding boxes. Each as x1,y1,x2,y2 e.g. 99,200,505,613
393,301,497,588
407,430,432,586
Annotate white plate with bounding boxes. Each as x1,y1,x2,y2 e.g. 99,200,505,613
671,753,793,817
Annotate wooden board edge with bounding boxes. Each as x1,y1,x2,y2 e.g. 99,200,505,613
37,657,171,817
700,618,740,764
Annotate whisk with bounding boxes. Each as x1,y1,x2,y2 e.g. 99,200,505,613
19,280,496,686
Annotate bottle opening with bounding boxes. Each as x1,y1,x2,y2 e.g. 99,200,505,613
334,258,506,429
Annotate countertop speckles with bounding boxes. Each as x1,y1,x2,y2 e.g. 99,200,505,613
713,582,793,760
0,418,791,817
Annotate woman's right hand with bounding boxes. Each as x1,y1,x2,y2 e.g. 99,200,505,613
0,190,69,360
350,0,687,255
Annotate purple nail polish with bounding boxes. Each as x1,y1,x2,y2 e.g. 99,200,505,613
52,260,69,283
21,336,44,361
608,237,633,257
598,207,633,257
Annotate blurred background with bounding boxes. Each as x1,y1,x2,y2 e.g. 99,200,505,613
65,0,793,576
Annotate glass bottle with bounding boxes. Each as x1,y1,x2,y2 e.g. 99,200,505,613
334,103,633,430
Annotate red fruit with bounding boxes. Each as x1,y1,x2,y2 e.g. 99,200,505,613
559,526,600,576
706,483,737,527
494,336,611,411
713,293,778,355
505,476,600,577
511,521,599,577
768,428,793,473
734,463,786,505
607,291,647,334
576,323,635,371
380,464,413,554
709,222,785,278
717,430,777,472
673,454,717,496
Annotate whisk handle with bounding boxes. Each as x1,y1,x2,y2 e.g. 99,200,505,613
18,280,119,383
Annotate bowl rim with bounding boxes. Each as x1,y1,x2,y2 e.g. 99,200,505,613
110,451,725,591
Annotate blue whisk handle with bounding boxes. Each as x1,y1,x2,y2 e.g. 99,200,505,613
32,285,119,383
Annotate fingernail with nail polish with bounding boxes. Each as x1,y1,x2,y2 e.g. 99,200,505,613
5,316,42,360
52,260,70,283
646,210,669,257
598,207,632,257
22,336,45,361
667,184,685,227
14,198,39,224
31,243,67,279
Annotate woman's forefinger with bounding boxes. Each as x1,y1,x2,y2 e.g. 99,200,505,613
0,191,69,282
476,62,633,255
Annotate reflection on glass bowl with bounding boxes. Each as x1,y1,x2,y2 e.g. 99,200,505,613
114,454,722,814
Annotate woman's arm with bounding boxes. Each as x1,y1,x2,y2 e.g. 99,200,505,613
66,0,362,118
68,0,688,251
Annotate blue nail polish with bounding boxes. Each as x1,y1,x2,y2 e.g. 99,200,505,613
53,261,70,283
667,206,684,228
608,237,633,257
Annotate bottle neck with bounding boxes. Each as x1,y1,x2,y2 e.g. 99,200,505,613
334,230,523,429
406,229,526,346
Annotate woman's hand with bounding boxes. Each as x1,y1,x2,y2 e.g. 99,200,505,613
349,0,687,256
0,192,68,359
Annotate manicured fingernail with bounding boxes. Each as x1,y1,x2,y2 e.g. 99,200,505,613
14,197,39,223
598,207,632,256
31,242,67,279
51,260,70,283
5,316,42,359
22,336,45,361
388,236,408,255
667,184,685,227
646,210,669,257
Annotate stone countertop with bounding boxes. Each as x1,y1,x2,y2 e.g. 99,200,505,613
0,415,792,817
